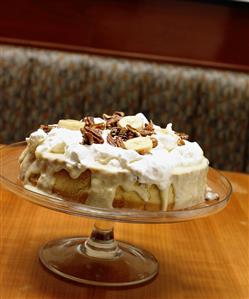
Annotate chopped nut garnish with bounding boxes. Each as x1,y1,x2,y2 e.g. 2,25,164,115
107,116,121,128
109,125,140,142
151,137,158,148
83,116,106,130
118,127,130,140
40,124,57,133
115,136,125,148
176,132,189,146
126,125,141,137
84,116,95,127
139,120,155,136
145,120,154,131
139,129,154,136
107,133,125,148
79,112,160,149
107,134,116,146
110,127,121,137
80,127,104,145
177,138,185,146
92,122,106,130
103,112,125,129
176,132,189,140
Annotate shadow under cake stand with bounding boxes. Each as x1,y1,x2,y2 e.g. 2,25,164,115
0,142,232,286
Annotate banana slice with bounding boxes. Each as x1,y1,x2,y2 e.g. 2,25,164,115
118,115,144,130
58,119,85,130
124,136,153,154
51,141,66,154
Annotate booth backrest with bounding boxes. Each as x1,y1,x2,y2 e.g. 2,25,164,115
1,45,248,172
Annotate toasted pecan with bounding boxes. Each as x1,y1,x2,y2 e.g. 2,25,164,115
81,127,104,145
40,124,57,133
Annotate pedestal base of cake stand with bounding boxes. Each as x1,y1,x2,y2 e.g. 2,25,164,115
39,222,158,287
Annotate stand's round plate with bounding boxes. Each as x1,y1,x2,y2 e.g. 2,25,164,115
0,142,232,223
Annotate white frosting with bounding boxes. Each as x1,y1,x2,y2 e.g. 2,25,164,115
155,123,179,151
26,129,47,151
21,113,209,210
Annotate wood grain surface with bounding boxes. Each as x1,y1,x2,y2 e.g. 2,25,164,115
0,171,248,299
0,0,249,71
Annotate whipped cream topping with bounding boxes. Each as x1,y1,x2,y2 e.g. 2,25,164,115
22,113,209,209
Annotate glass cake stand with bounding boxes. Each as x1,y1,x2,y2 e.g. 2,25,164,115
0,142,232,286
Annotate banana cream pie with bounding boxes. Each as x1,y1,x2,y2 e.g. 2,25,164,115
19,112,209,211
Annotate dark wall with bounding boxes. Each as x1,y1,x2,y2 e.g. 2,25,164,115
0,0,249,71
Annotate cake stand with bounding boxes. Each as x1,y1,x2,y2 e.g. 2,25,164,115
0,142,232,286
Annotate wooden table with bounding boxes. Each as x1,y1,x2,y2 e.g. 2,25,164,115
0,171,248,299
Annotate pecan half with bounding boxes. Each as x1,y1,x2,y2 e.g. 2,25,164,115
103,111,125,129
107,133,125,148
81,127,104,145
92,122,106,130
84,116,95,127
115,136,125,148
126,125,141,137
118,127,128,139
107,134,117,146
106,115,122,128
